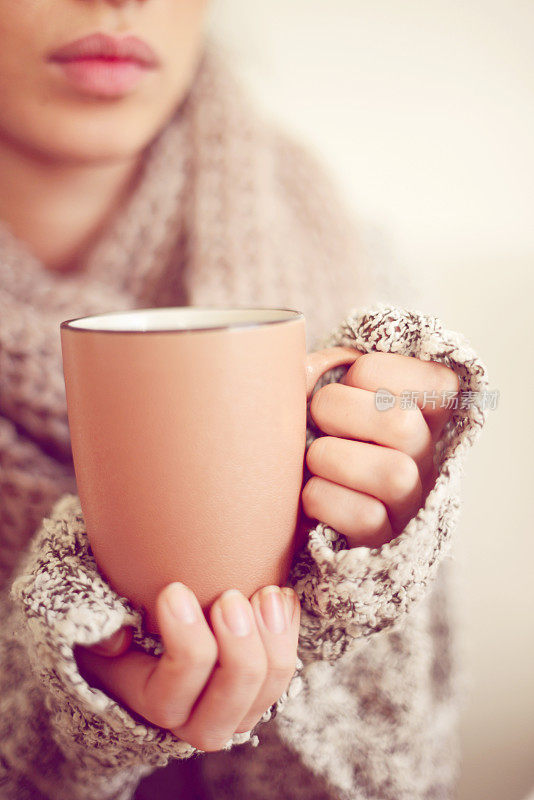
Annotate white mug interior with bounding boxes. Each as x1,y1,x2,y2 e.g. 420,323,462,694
61,306,303,333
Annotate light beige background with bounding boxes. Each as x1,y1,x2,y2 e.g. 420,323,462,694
209,2,534,799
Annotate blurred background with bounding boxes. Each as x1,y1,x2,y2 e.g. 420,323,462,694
208,2,533,799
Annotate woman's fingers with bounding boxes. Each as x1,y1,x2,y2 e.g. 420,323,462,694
74,582,218,732
74,583,301,754
340,351,459,442
234,586,300,734
309,382,435,482
306,436,423,534
173,589,268,751
301,474,395,547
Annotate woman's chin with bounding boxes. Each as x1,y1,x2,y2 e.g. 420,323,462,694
0,98,173,166
19,119,160,166
45,137,152,166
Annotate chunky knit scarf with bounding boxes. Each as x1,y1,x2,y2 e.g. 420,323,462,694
0,46,488,800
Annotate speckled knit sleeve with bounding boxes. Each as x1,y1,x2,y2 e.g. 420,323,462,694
288,302,489,666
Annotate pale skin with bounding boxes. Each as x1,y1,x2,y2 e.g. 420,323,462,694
0,0,459,753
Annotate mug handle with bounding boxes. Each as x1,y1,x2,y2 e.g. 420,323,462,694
305,346,363,400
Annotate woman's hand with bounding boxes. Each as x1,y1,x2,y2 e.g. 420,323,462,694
302,351,460,548
75,582,300,752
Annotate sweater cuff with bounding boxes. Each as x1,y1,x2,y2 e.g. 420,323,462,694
287,302,489,664
9,495,295,770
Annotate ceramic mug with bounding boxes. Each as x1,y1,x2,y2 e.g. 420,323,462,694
60,306,359,635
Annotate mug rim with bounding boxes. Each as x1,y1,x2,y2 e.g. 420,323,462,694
60,305,304,334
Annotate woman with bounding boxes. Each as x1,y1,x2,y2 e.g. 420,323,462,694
0,2,488,799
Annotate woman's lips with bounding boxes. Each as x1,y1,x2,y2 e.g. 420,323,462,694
47,32,159,98
51,58,152,97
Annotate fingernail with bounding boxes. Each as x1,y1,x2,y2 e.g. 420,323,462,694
281,588,297,622
107,628,127,654
259,587,287,634
91,629,125,656
166,583,198,625
220,590,252,637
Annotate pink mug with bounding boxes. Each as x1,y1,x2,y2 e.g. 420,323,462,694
60,306,359,635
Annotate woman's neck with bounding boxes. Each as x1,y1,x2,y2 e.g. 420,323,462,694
0,138,143,273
